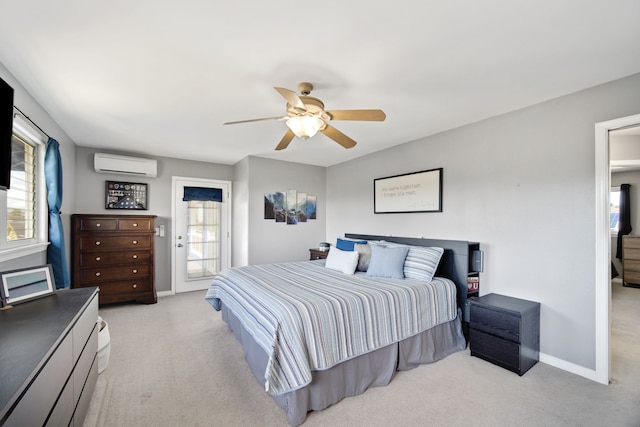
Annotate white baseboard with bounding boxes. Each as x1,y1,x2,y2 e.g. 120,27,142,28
157,290,173,298
539,352,604,384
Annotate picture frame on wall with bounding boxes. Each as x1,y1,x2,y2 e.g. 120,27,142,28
374,168,443,213
0,264,56,307
105,181,148,210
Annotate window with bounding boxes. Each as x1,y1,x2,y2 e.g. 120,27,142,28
0,113,47,261
611,186,621,235
7,135,36,241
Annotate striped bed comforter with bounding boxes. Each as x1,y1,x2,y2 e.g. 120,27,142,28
205,260,458,396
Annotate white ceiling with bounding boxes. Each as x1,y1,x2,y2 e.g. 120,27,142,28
1,1,640,167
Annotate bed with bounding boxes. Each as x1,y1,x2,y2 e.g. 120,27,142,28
205,234,474,425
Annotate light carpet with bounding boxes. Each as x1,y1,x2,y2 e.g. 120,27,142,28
83,281,640,426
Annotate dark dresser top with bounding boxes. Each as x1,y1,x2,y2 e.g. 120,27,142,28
0,287,98,420
470,293,540,314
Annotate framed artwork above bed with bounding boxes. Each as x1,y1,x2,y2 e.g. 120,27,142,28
374,168,443,213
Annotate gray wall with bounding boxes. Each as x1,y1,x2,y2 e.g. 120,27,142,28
74,146,234,293
236,156,326,266
326,72,640,371
0,62,76,277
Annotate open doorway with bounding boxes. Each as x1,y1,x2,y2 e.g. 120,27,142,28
595,114,640,385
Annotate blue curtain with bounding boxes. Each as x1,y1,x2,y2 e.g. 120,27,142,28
45,138,70,289
183,186,223,202
616,183,632,259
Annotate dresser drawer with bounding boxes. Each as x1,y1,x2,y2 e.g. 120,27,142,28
469,304,520,342
470,328,520,372
79,250,151,267
79,235,151,250
624,259,640,272
98,278,152,295
623,236,640,250
623,248,640,261
78,218,118,231
624,270,640,285
119,218,153,231
80,265,150,282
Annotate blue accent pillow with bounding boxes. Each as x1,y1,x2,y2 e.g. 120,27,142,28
336,237,368,251
366,244,409,279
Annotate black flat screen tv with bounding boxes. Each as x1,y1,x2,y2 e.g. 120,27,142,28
0,77,13,190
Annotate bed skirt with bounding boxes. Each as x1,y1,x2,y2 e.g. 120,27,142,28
221,304,466,426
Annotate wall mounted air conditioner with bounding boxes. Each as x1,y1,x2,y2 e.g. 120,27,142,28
94,153,157,178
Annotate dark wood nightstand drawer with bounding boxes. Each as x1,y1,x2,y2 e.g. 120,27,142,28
469,304,520,342
468,293,540,376
309,248,329,260
470,328,520,371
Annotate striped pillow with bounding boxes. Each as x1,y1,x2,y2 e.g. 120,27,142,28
403,246,444,281
380,242,444,282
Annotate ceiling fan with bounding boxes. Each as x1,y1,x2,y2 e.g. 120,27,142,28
223,82,386,151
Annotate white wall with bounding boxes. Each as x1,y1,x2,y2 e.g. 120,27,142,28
74,146,234,293
232,156,249,267
327,72,640,371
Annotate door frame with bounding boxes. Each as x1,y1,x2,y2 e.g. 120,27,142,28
170,176,232,295
595,113,640,385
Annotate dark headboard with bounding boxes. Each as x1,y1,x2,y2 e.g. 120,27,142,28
345,234,478,318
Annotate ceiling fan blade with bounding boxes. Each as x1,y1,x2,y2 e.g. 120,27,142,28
274,87,306,111
275,130,296,151
320,124,357,149
326,109,386,121
223,116,287,125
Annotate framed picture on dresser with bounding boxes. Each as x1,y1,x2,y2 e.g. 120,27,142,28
0,264,55,307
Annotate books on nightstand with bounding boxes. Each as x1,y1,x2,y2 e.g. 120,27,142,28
467,276,479,291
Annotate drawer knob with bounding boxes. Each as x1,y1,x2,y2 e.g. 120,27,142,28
95,256,101,261
96,223,101,227
133,223,138,227
132,254,138,259
132,283,137,289
95,241,101,246
95,272,101,277
133,269,138,274
132,240,138,245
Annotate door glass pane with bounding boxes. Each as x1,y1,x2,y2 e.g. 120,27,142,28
186,200,220,279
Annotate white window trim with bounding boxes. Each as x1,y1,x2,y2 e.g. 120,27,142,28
0,112,49,263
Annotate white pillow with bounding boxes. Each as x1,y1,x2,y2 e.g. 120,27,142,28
325,247,359,275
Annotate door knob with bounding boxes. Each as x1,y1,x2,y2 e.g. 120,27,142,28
177,243,184,247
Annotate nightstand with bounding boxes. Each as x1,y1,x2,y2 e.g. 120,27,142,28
468,293,540,376
309,248,329,260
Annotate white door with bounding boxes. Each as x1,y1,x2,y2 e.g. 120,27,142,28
172,177,231,293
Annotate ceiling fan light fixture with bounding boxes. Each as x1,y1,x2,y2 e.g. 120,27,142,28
286,116,324,139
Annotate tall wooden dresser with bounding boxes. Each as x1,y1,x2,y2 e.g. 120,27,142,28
622,235,640,287
71,214,157,305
